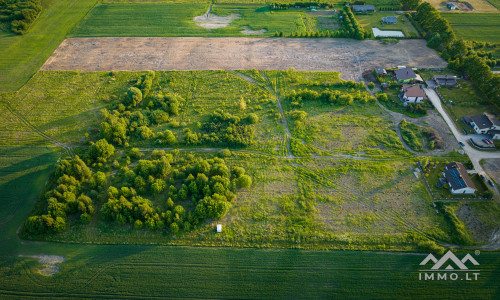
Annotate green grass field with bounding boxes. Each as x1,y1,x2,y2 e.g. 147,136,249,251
355,12,420,38
438,79,500,134
441,13,500,43
70,3,329,37
0,0,98,91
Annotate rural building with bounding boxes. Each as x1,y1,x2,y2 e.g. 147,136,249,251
394,67,417,83
462,113,500,136
381,82,389,90
217,224,222,233
375,68,387,76
400,85,427,103
433,75,457,86
447,3,458,10
352,5,375,12
444,162,476,194
382,16,397,24
488,130,500,140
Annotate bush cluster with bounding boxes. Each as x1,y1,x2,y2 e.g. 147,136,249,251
0,0,42,34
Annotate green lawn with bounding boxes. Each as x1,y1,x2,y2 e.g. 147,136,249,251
70,3,328,37
438,79,500,134
0,0,98,91
441,13,500,43
355,12,420,38
399,120,425,152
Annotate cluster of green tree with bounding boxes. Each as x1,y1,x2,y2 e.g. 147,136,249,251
286,88,374,106
405,102,426,115
338,6,368,40
200,109,258,147
469,41,500,68
100,94,183,147
277,30,336,38
410,1,500,101
270,1,333,10
0,0,42,34
102,152,251,232
23,156,98,235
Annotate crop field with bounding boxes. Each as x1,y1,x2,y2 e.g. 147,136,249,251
441,13,500,43
0,0,98,91
70,2,329,37
355,12,420,38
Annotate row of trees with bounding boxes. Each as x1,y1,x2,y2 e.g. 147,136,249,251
410,1,499,102
0,0,42,34
338,6,368,40
270,2,333,10
286,88,375,106
23,157,98,235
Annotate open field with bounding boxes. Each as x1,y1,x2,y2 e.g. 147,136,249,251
425,0,498,12
441,13,500,43
41,37,447,81
70,2,333,38
355,12,420,38
0,0,98,91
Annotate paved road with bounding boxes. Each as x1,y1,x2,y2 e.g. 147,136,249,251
424,88,500,191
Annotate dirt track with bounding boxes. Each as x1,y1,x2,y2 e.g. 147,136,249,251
41,37,446,80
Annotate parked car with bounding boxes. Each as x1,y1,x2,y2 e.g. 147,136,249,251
480,175,486,181
488,180,494,187
459,142,465,147
486,138,493,144
482,139,488,144
463,128,467,135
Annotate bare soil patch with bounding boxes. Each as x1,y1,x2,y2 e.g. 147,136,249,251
241,26,267,35
193,13,240,29
41,37,446,81
19,254,65,276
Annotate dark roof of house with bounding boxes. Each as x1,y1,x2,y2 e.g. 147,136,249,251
445,162,476,191
394,68,417,81
484,113,500,127
352,5,375,11
488,129,500,136
402,85,426,98
382,16,397,23
434,75,457,85
469,114,492,130
375,68,386,73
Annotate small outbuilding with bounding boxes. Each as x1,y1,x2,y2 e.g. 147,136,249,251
375,68,387,76
382,16,397,24
352,5,375,12
217,224,222,233
447,3,458,10
433,75,457,87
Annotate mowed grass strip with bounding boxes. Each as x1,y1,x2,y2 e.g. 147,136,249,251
0,0,98,91
441,13,500,43
70,3,211,37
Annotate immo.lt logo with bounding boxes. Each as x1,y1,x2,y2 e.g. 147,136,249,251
419,250,480,281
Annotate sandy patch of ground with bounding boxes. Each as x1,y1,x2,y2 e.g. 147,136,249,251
41,37,446,81
482,158,500,183
241,26,267,35
19,254,65,276
306,10,337,16
193,13,240,29
424,0,497,12
372,27,404,38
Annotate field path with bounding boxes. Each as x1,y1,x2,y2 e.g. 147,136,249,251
41,38,446,81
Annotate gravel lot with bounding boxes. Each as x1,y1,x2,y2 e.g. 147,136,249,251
41,37,446,80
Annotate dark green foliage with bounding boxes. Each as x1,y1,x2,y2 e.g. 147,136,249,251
338,6,367,40
126,87,143,107
0,0,42,34
88,139,115,162
286,88,371,106
23,156,94,235
201,109,255,147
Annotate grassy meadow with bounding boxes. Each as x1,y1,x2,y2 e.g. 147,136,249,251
441,13,500,43
354,12,420,38
0,0,98,91
70,2,336,37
